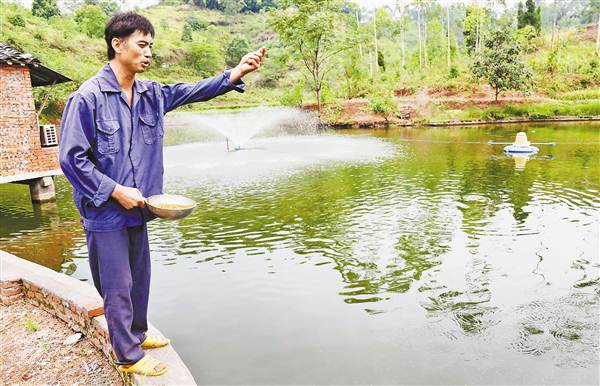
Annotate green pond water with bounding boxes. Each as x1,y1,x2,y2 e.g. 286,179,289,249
1,117,598,384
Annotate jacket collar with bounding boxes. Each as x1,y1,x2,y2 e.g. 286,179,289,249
97,63,148,94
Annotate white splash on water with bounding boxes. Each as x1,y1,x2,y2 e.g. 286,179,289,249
184,107,320,149
163,135,396,188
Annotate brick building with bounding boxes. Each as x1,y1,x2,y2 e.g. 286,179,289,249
0,43,70,202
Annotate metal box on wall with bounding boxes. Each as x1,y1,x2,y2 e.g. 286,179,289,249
40,124,58,147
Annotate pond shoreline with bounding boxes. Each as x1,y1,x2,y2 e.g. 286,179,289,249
172,98,600,130
326,115,600,129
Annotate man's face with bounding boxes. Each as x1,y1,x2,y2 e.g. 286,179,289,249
113,30,153,73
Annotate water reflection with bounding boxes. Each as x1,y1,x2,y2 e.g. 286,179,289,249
0,180,84,271
0,120,598,383
512,292,599,367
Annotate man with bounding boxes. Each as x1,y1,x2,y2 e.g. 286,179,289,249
59,12,265,376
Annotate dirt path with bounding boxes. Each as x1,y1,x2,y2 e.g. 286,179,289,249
0,300,123,385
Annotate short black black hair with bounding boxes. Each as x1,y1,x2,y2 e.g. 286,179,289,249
104,12,155,60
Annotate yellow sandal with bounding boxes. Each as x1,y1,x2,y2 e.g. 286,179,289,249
141,333,170,349
118,354,167,376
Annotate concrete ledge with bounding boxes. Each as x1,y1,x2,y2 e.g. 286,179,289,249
0,169,63,184
0,250,196,385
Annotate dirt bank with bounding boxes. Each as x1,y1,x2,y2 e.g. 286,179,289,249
0,300,123,385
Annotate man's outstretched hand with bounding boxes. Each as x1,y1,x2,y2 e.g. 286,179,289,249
229,47,266,84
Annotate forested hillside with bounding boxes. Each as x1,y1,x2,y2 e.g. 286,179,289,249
1,0,599,123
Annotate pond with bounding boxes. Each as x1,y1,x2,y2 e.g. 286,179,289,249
1,111,598,384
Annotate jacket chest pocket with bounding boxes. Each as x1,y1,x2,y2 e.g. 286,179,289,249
96,120,120,154
139,114,163,145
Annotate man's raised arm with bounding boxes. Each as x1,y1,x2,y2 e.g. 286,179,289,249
160,47,266,113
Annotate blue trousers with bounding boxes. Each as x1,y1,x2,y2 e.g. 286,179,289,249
85,224,150,364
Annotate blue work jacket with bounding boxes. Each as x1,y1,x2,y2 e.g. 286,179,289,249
59,64,244,232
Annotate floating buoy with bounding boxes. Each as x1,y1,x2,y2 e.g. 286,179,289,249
504,145,539,154
503,132,539,154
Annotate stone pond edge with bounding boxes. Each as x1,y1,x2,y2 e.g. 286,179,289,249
326,115,600,129
0,249,196,386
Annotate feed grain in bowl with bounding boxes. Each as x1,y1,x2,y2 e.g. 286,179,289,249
145,194,197,220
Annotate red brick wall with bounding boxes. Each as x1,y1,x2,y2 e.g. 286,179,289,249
0,66,59,178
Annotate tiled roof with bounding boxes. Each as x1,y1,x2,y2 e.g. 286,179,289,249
0,42,71,87
0,43,41,67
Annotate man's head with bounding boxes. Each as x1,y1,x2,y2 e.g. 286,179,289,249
105,12,155,73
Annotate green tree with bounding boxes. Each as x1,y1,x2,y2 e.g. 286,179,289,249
223,0,243,14
463,4,488,55
32,0,60,19
520,0,541,34
582,0,600,23
341,49,369,98
74,4,108,38
426,16,445,66
517,2,525,29
270,0,353,113
471,28,532,101
515,25,538,53
224,36,250,67
84,0,119,16
186,40,223,77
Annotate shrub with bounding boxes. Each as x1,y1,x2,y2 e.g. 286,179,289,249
319,84,336,104
515,25,537,53
503,104,528,117
181,24,193,42
224,36,249,68
8,14,26,27
529,112,548,119
159,19,169,31
74,4,107,38
186,16,207,31
448,65,459,79
483,106,506,120
186,40,223,77
368,93,396,121
280,79,304,107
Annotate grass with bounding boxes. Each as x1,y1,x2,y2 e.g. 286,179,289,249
445,101,600,122
553,88,600,101
25,319,37,333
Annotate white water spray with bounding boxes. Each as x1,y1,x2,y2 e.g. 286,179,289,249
190,107,320,150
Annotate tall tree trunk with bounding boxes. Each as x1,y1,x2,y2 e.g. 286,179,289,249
550,0,557,51
417,6,422,70
356,11,363,58
316,86,321,115
475,0,480,53
447,6,451,68
423,16,428,67
401,25,406,68
369,48,373,78
596,13,600,57
373,13,378,75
